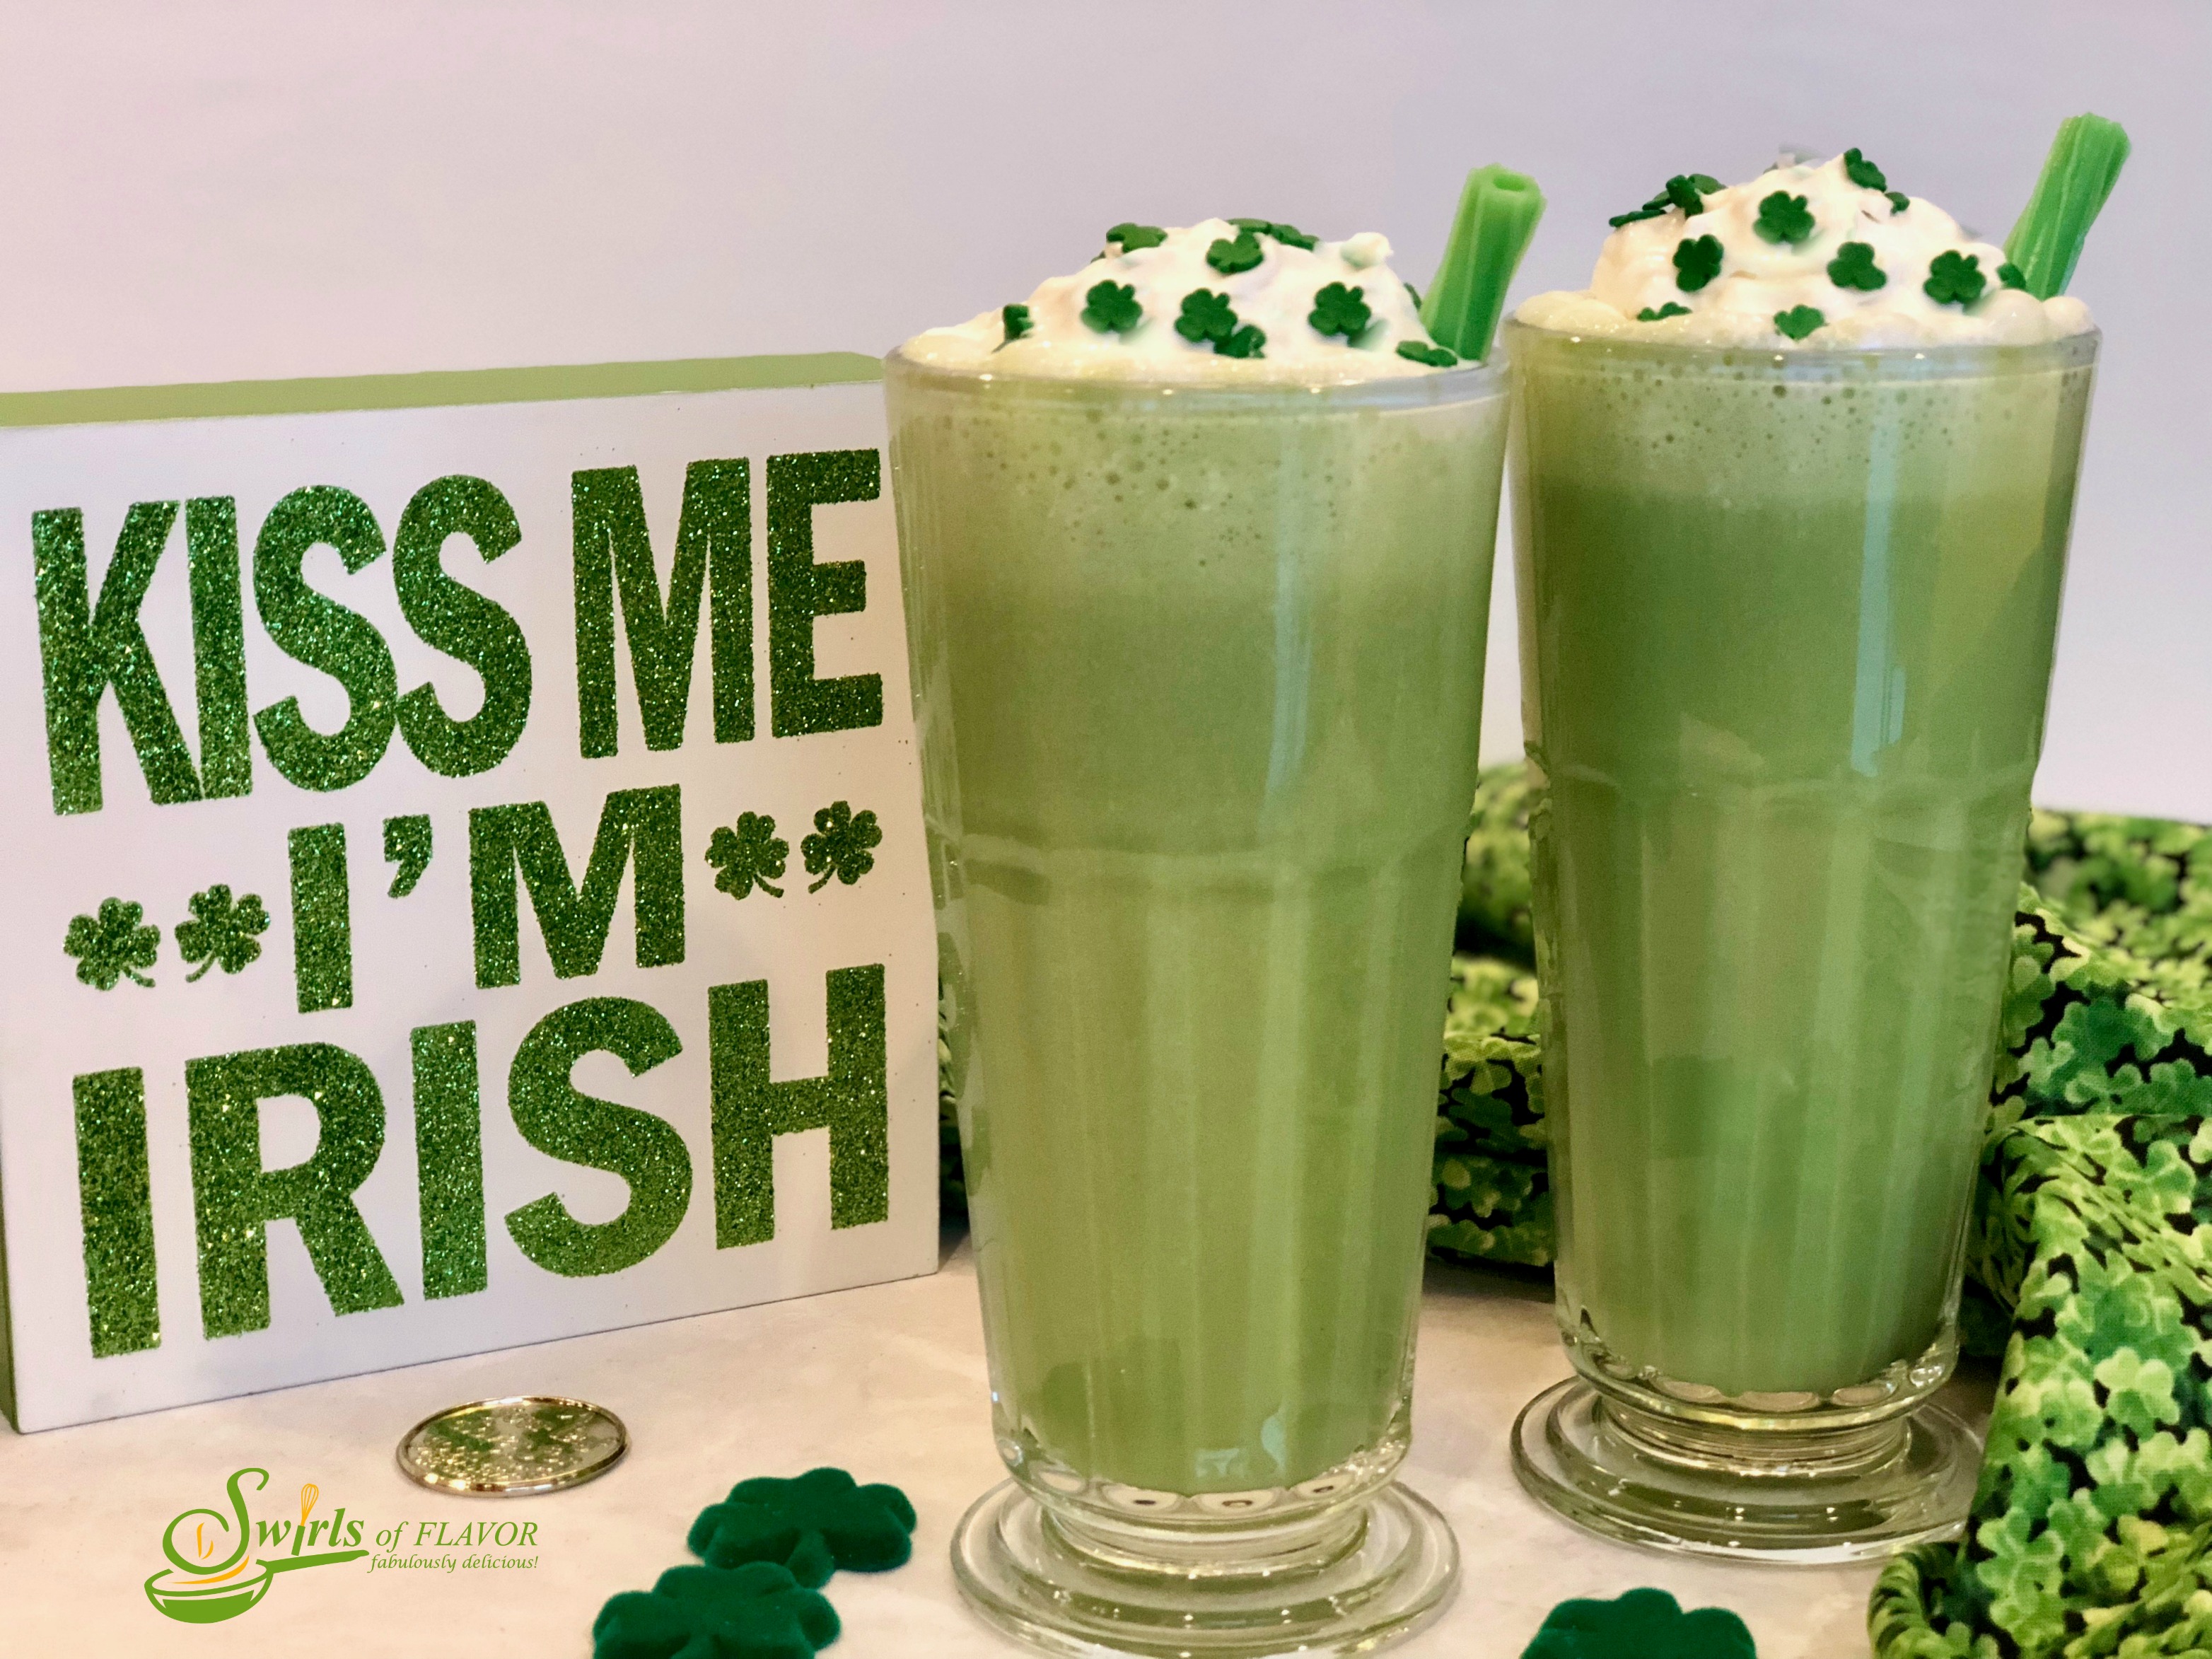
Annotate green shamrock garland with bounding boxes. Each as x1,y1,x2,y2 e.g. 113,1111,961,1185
593,1562,837,1659
688,1469,916,1588
63,897,160,989
1523,1588,1757,1658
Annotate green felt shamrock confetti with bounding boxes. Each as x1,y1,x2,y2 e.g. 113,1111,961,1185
1637,303,1692,321
64,897,159,990
1175,289,1238,348
802,803,883,893
1308,281,1371,339
1924,249,1987,305
1843,146,1889,192
1206,230,1264,275
1774,305,1827,340
175,885,270,981
1672,234,1723,292
1081,280,1142,334
1998,260,2027,291
1230,217,1318,250
688,1468,916,1588
1104,221,1167,252
1827,240,1887,291
1754,190,1815,245
594,1562,837,1659
1523,1588,1757,1659
1609,173,1725,227
1396,339,1457,367
1001,303,1032,344
706,813,788,900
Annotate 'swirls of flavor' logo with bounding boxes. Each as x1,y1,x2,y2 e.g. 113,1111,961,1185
146,1467,368,1624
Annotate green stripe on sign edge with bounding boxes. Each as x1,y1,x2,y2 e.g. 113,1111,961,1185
0,351,885,429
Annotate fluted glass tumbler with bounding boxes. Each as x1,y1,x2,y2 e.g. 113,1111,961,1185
885,351,1508,1654
1504,320,2097,1561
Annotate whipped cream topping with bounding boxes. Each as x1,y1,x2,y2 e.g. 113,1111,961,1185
1518,153,2094,347
902,219,1455,382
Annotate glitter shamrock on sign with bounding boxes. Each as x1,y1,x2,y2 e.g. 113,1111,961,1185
802,803,883,893
1308,281,1372,340
1609,173,1724,226
1395,340,1457,367
1827,241,1886,291
1672,234,1723,292
175,885,270,981
1638,303,1692,321
593,1561,837,1659
1206,229,1265,275
1081,280,1143,334
1521,1588,1757,1659
1104,222,1167,253
1229,217,1318,250
687,1468,918,1588
706,813,789,900
1924,250,1988,305
1001,303,1033,344
64,898,159,989
1754,190,1815,246
1774,305,1827,340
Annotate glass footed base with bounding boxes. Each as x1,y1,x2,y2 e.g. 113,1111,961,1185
1512,1378,1980,1564
950,1478,1458,1658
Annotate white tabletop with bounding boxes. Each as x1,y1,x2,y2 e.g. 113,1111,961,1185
0,1235,1990,1657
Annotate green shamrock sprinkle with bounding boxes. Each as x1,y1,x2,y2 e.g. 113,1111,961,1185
687,1469,919,1587
1081,280,1143,334
706,812,788,900
1522,1587,1757,1659
1175,289,1239,347
1999,260,2028,290
1105,222,1167,252
1230,218,1319,250
1887,190,1911,214
803,801,883,893
593,1561,838,1659
1827,241,1887,291
1774,304,1827,340
1672,234,1723,291
175,885,270,981
1754,191,1815,245
1637,303,1692,321
1924,249,1987,305
1206,230,1265,275
1396,340,1458,367
1403,280,1421,310
64,897,159,990
1842,147,1889,192
1610,173,1727,226
1000,303,1032,344
1217,324,1266,359
1308,281,1372,339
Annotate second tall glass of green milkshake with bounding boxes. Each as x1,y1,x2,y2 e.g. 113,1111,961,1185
887,217,1506,1655
1506,151,2100,1559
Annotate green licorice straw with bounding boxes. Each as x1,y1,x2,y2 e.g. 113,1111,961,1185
2004,112,2131,300
1420,164,1546,362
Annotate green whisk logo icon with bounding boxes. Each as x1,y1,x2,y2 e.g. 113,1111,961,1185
146,1467,368,1623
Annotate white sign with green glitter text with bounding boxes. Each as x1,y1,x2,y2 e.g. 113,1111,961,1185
0,372,938,1431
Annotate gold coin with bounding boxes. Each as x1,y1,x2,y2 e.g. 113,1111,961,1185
395,1395,628,1497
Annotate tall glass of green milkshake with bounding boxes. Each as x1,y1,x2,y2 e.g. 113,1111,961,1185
1505,152,2099,1559
887,217,1506,1653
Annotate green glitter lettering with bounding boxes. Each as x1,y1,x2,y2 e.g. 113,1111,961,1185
186,1042,404,1338
392,475,532,778
252,486,398,793
384,813,432,897
571,460,752,759
75,1068,160,1356
468,785,685,987
186,496,252,801
503,997,691,1277
707,965,887,1249
766,450,883,738
412,1022,487,1300
288,823,353,1013
34,502,202,815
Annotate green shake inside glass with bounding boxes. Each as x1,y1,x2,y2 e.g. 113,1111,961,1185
887,182,1537,1655
1506,127,2123,1560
